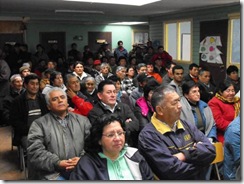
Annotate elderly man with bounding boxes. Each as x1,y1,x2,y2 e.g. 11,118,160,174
88,80,139,147
65,73,93,116
138,85,216,180
27,87,91,180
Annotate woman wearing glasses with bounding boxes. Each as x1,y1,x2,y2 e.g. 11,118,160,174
70,114,153,180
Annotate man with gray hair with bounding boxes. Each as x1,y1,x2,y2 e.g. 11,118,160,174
27,87,91,180
95,62,113,86
138,85,216,180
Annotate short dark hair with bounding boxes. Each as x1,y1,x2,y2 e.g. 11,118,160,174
189,63,199,70
84,114,126,153
117,40,123,45
49,71,62,85
97,79,115,93
182,81,199,95
136,63,146,70
226,65,238,75
143,79,160,99
108,75,121,83
23,73,40,85
172,65,184,74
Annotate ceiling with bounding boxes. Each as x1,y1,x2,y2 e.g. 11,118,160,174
0,0,240,24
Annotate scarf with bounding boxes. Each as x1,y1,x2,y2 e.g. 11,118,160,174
215,93,240,118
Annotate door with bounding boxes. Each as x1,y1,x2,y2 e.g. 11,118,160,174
88,32,112,54
199,19,228,87
39,32,66,58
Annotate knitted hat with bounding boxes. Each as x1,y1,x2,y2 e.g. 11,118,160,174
19,66,30,73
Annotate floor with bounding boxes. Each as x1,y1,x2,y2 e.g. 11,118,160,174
0,125,25,180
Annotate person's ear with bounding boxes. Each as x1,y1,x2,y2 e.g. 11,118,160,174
155,105,164,116
97,92,102,100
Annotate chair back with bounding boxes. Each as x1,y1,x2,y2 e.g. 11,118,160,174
211,142,224,164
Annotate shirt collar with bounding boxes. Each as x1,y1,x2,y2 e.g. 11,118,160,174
101,101,118,113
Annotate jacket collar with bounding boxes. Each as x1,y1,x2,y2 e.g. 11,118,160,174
151,113,185,134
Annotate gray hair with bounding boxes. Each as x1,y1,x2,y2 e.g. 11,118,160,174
45,87,67,106
10,74,22,83
100,62,110,69
64,73,78,86
116,66,126,73
151,85,176,111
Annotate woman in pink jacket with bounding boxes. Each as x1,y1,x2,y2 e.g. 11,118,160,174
208,80,240,143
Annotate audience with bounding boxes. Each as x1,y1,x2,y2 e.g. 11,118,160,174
0,41,240,180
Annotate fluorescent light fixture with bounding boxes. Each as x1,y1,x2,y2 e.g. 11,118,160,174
109,22,148,25
64,0,160,6
55,10,104,14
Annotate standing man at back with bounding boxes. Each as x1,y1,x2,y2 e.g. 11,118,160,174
138,85,216,180
114,40,129,63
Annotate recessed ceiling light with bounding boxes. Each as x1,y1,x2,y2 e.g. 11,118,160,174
109,22,148,25
64,0,160,6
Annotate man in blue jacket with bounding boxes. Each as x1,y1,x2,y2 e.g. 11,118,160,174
138,85,216,180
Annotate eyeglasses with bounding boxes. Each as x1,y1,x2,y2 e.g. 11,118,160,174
102,131,126,139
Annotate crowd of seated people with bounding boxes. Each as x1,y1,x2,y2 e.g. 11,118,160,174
0,41,240,180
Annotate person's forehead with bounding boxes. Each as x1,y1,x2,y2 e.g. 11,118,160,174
103,84,115,91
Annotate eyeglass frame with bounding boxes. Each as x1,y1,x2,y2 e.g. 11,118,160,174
102,131,126,139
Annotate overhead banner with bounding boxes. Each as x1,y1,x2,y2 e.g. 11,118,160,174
199,36,223,64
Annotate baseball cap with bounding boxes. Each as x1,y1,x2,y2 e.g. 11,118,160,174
93,60,101,65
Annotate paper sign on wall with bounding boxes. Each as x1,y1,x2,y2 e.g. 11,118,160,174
199,36,223,64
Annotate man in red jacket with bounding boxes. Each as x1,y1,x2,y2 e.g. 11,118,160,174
65,73,93,116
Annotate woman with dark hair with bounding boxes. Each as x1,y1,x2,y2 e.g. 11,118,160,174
208,80,240,143
134,78,159,130
42,70,67,95
180,81,217,143
70,114,153,180
73,61,90,81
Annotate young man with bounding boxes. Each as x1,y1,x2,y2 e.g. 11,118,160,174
183,63,199,83
27,87,91,180
138,85,216,180
168,65,184,97
10,74,49,148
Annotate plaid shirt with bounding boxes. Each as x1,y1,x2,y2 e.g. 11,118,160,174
121,77,136,95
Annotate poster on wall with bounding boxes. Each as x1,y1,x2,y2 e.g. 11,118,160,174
199,36,223,64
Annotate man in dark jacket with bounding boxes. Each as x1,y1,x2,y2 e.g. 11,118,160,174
10,74,49,148
88,80,139,147
138,85,216,180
